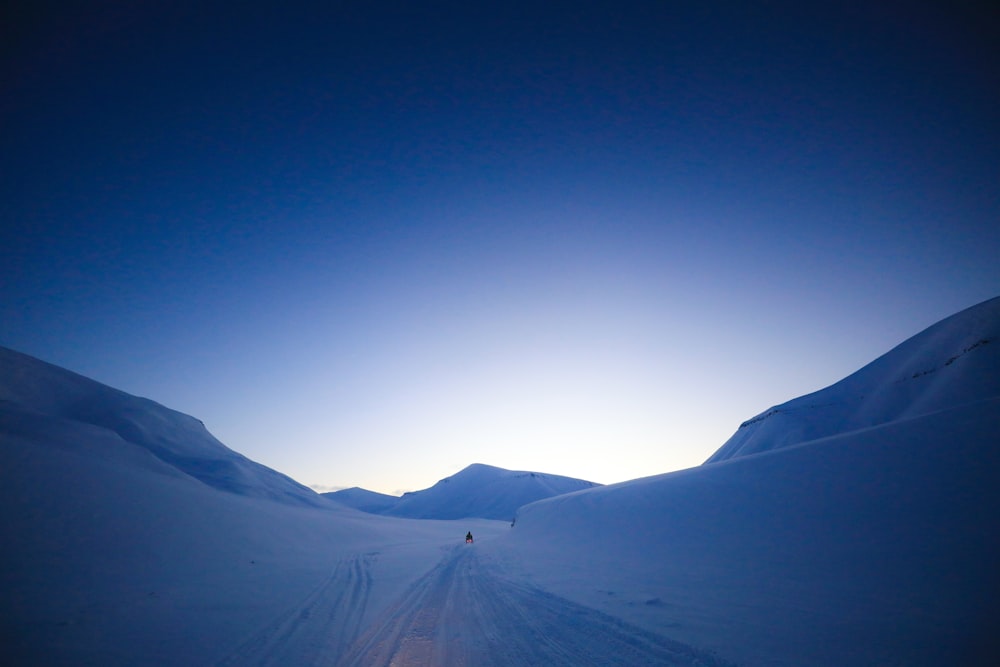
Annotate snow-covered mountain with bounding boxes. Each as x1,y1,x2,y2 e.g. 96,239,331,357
0,344,508,666
0,345,327,508
706,295,1000,463
503,296,1000,665
3,295,998,666
322,486,400,513
378,463,599,521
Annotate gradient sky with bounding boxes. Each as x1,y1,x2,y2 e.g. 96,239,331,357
3,1,998,495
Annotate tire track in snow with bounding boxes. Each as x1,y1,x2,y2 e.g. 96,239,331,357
337,545,733,667
214,552,376,667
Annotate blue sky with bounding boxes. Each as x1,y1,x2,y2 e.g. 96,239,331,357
3,1,998,494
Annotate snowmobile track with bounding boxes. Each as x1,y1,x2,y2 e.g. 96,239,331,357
336,545,733,667
214,552,376,667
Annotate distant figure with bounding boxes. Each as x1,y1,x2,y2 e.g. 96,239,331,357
466,531,473,544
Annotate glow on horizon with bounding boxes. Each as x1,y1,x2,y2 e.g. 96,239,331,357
2,3,998,496
5,168,998,497
108,209,995,497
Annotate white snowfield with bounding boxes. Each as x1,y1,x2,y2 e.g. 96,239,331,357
2,297,999,665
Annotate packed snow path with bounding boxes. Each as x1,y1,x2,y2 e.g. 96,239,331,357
217,544,731,667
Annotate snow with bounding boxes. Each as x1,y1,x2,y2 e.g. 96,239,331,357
2,295,999,666
0,346,327,508
500,397,1000,665
0,412,508,665
323,487,400,514
338,462,599,521
706,296,1000,463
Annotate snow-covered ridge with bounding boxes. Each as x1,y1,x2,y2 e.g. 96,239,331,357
328,462,599,520
321,486,399,514
503,296,1000,665
0,345,326,507
706,296,1000,463
3,297,999,665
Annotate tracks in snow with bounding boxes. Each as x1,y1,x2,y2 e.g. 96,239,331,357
336,545,732,667
215,552,375,667
216,545,730,666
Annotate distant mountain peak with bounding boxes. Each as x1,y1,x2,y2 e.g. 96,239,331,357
330,463,599,520
322,486,399,513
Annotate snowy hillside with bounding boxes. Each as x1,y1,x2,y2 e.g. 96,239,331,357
500,297,1000,665
0,345,326,507
706,296,1000,463
323,486,400,514
2,342,706,667
381,463,599,520
0,412,506,665
0,345,512,666
3,296,999,666
2,345,707,667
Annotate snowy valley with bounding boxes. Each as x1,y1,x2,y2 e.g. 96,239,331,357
2,297,999,666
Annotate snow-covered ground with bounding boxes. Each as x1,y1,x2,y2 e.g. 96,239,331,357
2,297,998,665
500,396,1000,665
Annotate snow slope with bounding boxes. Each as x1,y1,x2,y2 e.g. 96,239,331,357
498,297,1000,666
0,345,327,507
0,346,698,666
328,463,599,520
706,296,1000,463
0,350,510,665
4,296,998,666
381,463,599,521
323,486,400,514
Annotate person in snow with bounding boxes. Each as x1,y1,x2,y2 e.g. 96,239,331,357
466,531,473,543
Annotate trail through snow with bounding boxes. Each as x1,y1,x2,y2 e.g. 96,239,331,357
215,553,377,666
216,544,732,667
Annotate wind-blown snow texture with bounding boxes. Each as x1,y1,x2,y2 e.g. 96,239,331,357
2,296,999,666
329,463,599,520
706,296,1000,463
